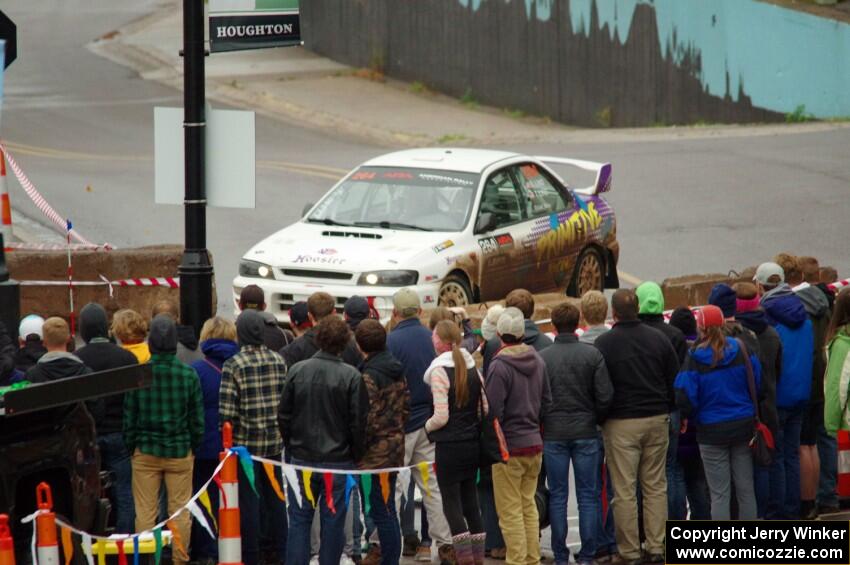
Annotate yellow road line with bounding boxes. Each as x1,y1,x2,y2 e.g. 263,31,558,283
618,270,643,286
3,140,348,181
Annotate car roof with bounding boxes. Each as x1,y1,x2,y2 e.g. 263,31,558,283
361,148,523,174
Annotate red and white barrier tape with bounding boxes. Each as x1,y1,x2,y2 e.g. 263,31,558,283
19,276,179,298
4,241,108,251
0,141,112,249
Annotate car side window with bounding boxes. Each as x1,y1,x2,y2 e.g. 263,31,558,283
478,169,525,229
513,163,571,218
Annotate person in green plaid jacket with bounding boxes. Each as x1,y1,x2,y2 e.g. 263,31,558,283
124,314,203,564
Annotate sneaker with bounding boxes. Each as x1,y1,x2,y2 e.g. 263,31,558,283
340,555,357,565
309,557,319,565
361,544,382,565
416,545,434,562
403,535,422,557
437,544,456,565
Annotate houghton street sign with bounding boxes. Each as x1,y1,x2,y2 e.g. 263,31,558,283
209,0,300,53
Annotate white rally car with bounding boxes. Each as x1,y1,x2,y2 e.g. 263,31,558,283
233,148,619,323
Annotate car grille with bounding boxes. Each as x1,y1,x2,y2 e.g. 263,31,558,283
281,269,353,281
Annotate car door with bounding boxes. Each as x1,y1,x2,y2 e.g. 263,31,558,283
474,166,538,302
512,162,579,292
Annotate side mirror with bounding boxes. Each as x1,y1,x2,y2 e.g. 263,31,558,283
301,202,314,218
474,212,496,234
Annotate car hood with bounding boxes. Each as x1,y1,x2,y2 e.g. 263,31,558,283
243,221,459,272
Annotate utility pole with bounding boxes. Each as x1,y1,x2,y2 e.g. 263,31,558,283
179,0,213,337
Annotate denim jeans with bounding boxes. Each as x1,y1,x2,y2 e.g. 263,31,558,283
99,432,135,533
287,460,350,565
364,473,401,565
666,411,687,520
344,487,364,557
769,406,804,519
240,459,287,565
817,423,839,508
400,473,431,546
477,469,505,551
544,439,599,563
191,459,219,561
596,438,616,557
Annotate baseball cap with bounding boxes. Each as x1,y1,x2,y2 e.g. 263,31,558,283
289,301,310,328
695,305,725,330
344,296,370,326
239,285,265,310
481,304,505,341
393,288,420,318
496,307,525,339
754,262,785,287
19,314,45,340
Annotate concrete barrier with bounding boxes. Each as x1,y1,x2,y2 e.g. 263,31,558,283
6,245,216,323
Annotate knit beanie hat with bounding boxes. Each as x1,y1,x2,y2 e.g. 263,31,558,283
695,305,724,330
708,284,737,318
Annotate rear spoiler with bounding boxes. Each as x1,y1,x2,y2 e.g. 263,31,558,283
535,157,612,196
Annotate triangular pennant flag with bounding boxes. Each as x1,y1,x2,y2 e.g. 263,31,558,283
81,534,95,565
198,490,218,530
116,539,127,565
361,474,372,517
302,470,316,508
61,526,74,565
282,464,303,508
323,473,337,515
212,474,228,509
379,473,391,506
153,527,163,565
263,462,286,502
476,469,480,485
398,468,411,499
418,462,431,498
230,446,258,495
188,501,216,540
167,520,186,561
133,537,140,565
344,475,357,509
96,539,107,565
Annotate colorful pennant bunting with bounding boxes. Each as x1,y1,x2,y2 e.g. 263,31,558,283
361,474,372,516
188,501,216,540
231,446,258,495
116,539,127,565
302,470,316,508
198,490,218,530
153,527,163,565
418,462,431,498
379,473,391,506
323,473,337,515
263,462,286,502
282,464,303,508
61,526,74,565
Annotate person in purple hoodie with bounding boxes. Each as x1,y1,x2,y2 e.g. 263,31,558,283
486,307,551,565
190,317,239,563
755,262,814,519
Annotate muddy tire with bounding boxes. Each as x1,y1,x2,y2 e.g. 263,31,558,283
439,274,473,307
567,247,604,297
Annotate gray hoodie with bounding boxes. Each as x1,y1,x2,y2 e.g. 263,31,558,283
485,343,551,452
797,284,831,403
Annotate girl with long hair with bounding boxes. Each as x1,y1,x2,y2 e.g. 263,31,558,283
824,288,850,435
674,305,762,519
424,320,488,565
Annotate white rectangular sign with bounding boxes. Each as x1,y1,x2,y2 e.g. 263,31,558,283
155,106,256,209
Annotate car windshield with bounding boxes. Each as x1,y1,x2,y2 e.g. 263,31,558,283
307,167,479,232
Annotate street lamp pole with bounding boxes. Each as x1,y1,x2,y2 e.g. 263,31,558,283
179,0,213,337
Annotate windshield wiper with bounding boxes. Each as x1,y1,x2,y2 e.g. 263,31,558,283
308,217,353,227
355,221,433,231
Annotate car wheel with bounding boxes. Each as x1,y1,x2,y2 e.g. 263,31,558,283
568,247,604,297
439,274,473,307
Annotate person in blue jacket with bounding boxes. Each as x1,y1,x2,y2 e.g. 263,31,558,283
755,262,814,519
190,316,240,563
675,305,762,520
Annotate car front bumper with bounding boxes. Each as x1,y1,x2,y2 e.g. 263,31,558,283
232,275,443,324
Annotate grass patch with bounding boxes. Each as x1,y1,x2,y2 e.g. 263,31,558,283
595,106,612,128
503,107,526,119
460,88,479,109
410,81,431,94
786,104,815,123
437,133,468,144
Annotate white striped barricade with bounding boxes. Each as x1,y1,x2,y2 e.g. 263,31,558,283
219,422,242,565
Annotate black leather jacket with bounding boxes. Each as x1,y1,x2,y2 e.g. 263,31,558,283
278,351,369,463
539,334,613,441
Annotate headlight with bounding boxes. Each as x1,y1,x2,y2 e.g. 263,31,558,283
239,259,275,279
357,270,418,286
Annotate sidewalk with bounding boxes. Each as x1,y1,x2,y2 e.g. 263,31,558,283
86,1,849,148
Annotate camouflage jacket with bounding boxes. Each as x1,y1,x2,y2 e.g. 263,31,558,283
358,350,410,470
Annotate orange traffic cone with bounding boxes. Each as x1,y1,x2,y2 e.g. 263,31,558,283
35,483,59,565
0,514,15,565
219,422,242,565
